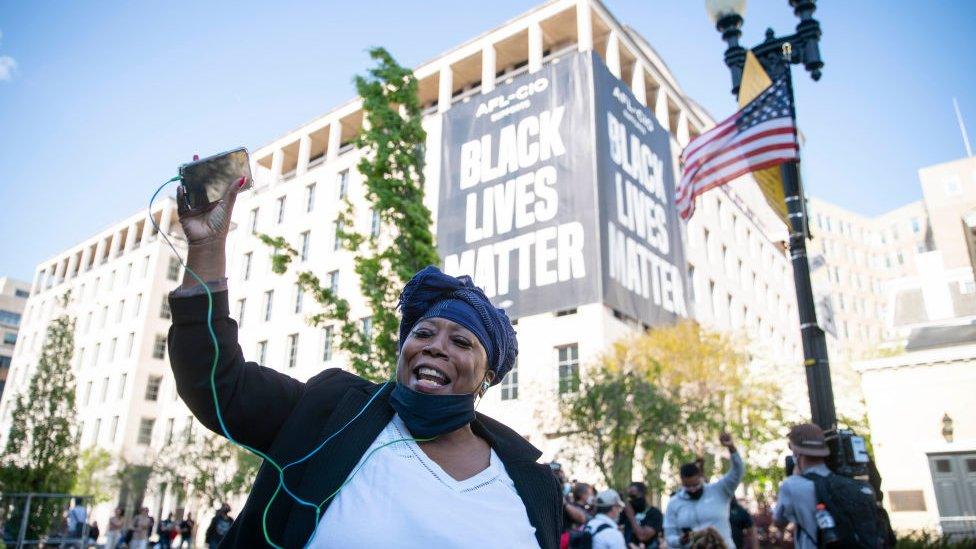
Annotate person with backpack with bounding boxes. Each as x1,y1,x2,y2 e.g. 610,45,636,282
774,423,881,549
205,503,234,549
573,489,626,549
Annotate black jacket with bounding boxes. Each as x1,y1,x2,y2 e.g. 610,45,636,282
168,291,562,548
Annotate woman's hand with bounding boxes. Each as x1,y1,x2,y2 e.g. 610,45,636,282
174,155,249,291
176,172,247,247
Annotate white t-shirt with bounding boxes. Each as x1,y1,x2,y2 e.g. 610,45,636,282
309,415,539,548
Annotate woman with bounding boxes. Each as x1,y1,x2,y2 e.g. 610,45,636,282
105,508,123,549
168,174,561,547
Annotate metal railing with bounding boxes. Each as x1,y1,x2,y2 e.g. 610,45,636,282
0,493,93,548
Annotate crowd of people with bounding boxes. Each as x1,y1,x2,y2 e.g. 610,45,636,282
552,424,893,549
56,501,233,549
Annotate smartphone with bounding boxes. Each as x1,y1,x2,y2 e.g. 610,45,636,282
179,147,253,210
785,454,796,476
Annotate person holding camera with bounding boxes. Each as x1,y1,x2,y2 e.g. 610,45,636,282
168,171,561,547
663,433,744,548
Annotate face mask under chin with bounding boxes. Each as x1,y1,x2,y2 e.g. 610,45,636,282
686,486,705,500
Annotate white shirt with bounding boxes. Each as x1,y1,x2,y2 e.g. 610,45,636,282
585,513,626,549
309,415,539,548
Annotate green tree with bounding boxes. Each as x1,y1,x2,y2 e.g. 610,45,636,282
72,448,114,505
262,46,437,381
0,295,79,539
560,321,784,498
159,430,261,507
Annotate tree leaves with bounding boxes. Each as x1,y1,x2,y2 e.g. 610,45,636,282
261,47,437,382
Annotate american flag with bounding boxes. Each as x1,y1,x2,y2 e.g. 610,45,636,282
676,78,798,220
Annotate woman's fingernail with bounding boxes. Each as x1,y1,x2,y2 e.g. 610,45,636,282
193,154,200,161
238,177,246,188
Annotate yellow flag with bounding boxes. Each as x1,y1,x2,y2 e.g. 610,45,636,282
738,51,789,227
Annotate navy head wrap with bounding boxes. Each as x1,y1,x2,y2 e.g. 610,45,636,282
398,266,517,386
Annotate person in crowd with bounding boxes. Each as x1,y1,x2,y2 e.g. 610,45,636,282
169,173,561,547
620,482,662,549
774,422,834,549
177,512,195,548
664,433,744,548
205,503,234,549
158,512,175,549
131,507,152,549
67,498,87,541
567,482,594,530
729,499,757,549
584,490,627,549
106,507,124,549
87,521,100,546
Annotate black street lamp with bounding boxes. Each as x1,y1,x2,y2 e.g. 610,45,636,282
704,1,837,433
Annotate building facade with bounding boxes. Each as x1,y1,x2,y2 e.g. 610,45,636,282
0,277,30,399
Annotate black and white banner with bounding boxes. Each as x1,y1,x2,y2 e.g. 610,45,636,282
438,52,688,325
438,54,599,318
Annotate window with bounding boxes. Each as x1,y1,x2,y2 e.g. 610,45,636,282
337,169,349,199
945,176,962,196
84,381,93,405
276,196,286,224
322,326,334,362
142,256,150,277
0,310,22,326
286,334,299,368
107,270,115,291
263,290,274,321
109,337,117,362
294,284,304,314
93,343,101,368
2,332,15,345
134,293,142,317
14,289,29,298
126,332,135,358
160,298,171,320
370,210,381,238
116,299,126,323
305,183,316,212
361,317,373,343
500,361,518,400
100,305,109,328
327,270,339,295
242,252,252,281
145,375,163,401
249,208,259,234
85,312,93,333
110,415,119,442
125,262,132,285
92,418,101,444
911,218,922,234
557,344,579,394
100,377,109,402
167,256,181,281
137,418,155,445
300,231,310,262
257,340,268,365
153,335,166,359
237,299,246,327
184,416,195,442
333,220,344,251
554,308,577,317
165,417,176,445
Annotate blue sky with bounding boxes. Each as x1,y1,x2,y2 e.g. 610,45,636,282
1,1,974,282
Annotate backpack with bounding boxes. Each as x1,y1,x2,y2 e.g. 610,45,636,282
804,472,881,548
568,523,612,549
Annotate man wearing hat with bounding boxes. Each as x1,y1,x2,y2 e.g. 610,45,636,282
773,423,832,549
583,490,627,549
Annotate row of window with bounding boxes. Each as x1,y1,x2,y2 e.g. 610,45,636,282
249,170,351,233
75,333,166,372
235,274,338,327
38,215,166,292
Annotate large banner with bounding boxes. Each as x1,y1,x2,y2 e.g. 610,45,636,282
592,54,689,326
438,54,600,318
438,52,689,325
